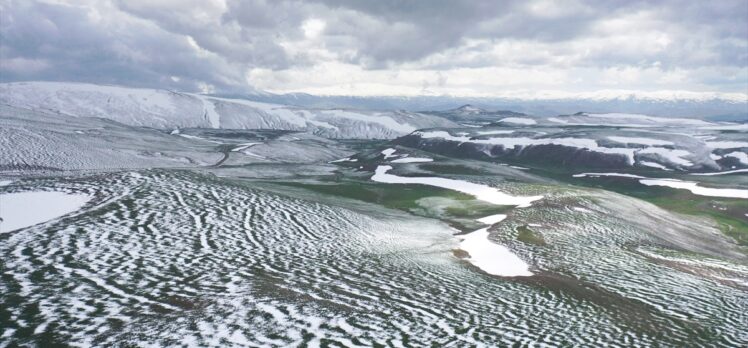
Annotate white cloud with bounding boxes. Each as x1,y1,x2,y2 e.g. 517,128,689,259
0,0,746,97
302,18,326,39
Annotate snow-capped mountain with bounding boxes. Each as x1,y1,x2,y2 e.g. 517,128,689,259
0,82,457,139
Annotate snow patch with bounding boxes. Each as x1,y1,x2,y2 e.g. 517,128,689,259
231,143,261,152
329,157,358,163
637,147,693,166
415,131,638,165
459,226,533,277
706,141,748,149
724,151,748,164
381,148,398,159
574,172,748,198
639,179,748,199
477,214,507,225
477,130,515,135
371,165,541,208
1,191,91,233
690,169,748,176
573,172,646,179
391,157,433,163
607,136,674,146
499,117,537,125
639,161,671,170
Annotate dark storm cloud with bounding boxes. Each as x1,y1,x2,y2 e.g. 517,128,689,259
0,0,746,93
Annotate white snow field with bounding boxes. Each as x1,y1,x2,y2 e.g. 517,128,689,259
0,104,222,171
0,81,456,139
0,191,90,232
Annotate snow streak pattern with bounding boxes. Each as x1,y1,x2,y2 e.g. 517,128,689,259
1,172,746,347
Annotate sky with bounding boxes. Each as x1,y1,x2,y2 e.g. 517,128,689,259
1,0,747,98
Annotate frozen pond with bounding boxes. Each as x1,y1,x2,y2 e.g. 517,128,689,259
0,191,91,233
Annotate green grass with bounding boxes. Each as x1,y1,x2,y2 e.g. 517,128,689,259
516,225,546,246
643,193,748,246
561,176,748,246
420,164,482,175
279,180,471,211
276,179,512,232
508,163,748,247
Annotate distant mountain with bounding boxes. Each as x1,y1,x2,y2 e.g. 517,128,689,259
391,112,748,173
228,91,748,120
426,104,529,125
0,82,457,139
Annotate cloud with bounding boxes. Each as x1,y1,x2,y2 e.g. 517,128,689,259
0,0,746,96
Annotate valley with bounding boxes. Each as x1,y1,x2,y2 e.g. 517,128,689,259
1,83,746,347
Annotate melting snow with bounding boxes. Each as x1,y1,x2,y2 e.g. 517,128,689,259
574,173,748,199
178,134,222,144
639,161,671,170
608,136,674,146
477,214,507,225
499,117,537,125
391,157,433,163
724,151,748,164
477,130,515,135
573,172,647,179
372,165,541,207
460,226,533,277
690,169,748,176
415,131,638,165
637,147,693,166
371,166,541,277
231,143,261,152
381,148,398,159
329,157,358,163
639,179,748,199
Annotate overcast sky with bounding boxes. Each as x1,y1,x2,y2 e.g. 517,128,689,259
1,0,746,97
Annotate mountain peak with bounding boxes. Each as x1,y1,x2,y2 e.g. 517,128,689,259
454,104,484,113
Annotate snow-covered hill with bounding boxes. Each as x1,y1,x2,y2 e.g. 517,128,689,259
0,82,457,139
393,113,748,173
229,90,748,119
